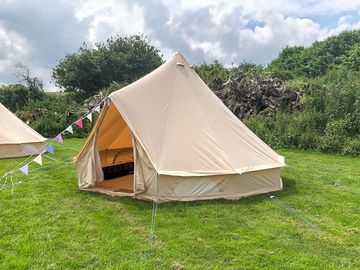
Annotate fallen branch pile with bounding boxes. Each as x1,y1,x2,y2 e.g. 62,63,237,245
214,76,304,119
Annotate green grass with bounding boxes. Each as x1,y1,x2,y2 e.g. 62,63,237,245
0,139,359,269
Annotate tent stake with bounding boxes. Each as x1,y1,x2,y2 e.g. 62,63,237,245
149,200,158,245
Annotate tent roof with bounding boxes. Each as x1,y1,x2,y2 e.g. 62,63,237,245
109,52,285,176
0,103,46,145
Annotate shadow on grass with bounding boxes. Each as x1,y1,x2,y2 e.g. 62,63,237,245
76,175,299,212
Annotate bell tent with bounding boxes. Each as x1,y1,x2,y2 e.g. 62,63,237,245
0,102,46,158
75,52,285,202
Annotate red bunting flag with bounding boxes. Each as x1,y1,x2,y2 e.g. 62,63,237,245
75,119,83,129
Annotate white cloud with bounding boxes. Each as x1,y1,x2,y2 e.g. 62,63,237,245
0,23,30,73
0,0,14,4
40,0,360,66
73,0,145,44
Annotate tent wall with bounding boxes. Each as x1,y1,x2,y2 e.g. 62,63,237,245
133,136,157,198
0,102,46,158
0,142,45,159
76,135,104,188
136,168,282,202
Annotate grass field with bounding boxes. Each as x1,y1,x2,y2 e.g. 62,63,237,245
0,138,359,269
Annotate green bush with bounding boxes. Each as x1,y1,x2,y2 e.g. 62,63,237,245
342,138,360,155
17,93,93,138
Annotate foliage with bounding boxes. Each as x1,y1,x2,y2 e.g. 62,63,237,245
15,63,45,101
244,66,360,155
15,93,91,138
195,61,264,91
0,64,45,111
0,84,31,112
195,60,230,90
267,30,360,80
0,140,359,269
52,35,163,100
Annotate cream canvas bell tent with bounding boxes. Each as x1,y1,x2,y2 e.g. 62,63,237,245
75,52,285,202
0,102,46,158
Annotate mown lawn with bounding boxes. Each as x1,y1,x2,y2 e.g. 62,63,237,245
0,138,359,269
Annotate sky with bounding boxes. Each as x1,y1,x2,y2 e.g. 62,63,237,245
0,0,360,90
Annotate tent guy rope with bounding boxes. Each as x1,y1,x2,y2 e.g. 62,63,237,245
0,160,73,191
266,192,320,231
149,200,159,245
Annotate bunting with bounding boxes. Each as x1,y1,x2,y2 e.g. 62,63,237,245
86,112,92,122
55,133,63,144
65,125,73,134
1,96,107,191
33,154,43,166
75,119,83,129
20,164,29,175
46,144,54,155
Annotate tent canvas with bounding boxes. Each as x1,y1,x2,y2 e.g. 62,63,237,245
0,103,46,158
75,52,285,202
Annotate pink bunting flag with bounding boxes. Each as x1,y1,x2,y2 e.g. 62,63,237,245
55,133,63,144
75,119,83,129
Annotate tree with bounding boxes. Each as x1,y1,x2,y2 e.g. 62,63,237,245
0,64,44,112
0,84,29,111
52,35,163,100
267,30,360,80
195,60,230,90
16,63,44,101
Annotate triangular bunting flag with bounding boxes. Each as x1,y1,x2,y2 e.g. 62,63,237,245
65,125,73,134
46,144,54,155
75,119,83,129
33,154,42,166
94,105,100,113
55,133,63,144
20,164,29,175
86,112,92,122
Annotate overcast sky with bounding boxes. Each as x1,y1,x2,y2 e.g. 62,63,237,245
1,0,360,90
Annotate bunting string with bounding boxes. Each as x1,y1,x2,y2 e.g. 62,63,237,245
0,95,109,191
1,160,73,191
10,158,73,179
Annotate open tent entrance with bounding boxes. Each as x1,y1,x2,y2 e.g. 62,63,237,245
95,102,134,194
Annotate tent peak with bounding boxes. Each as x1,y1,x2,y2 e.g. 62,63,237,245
172,51,191,68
